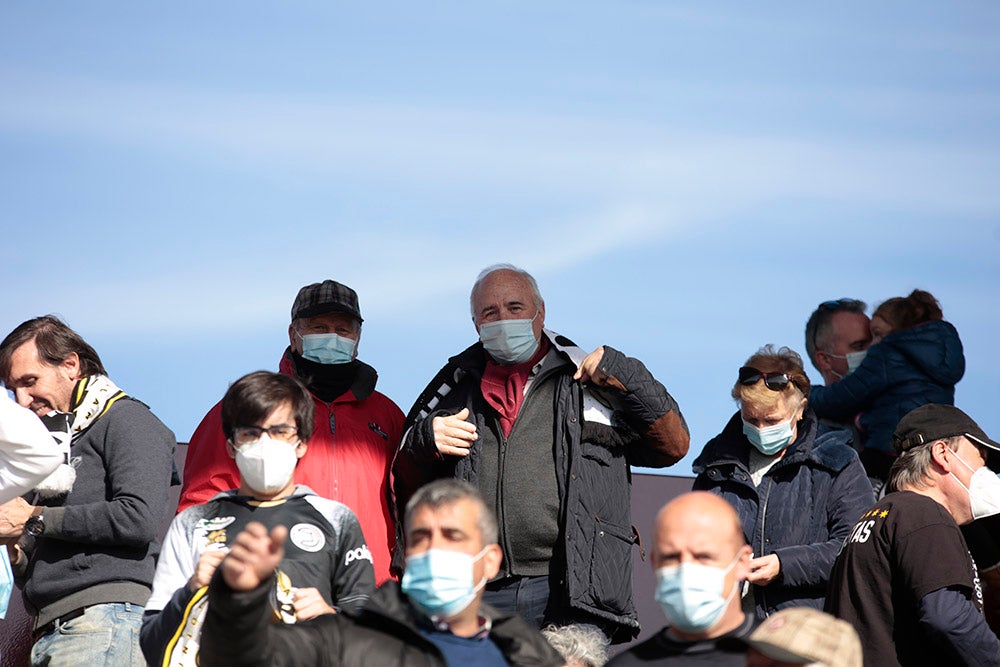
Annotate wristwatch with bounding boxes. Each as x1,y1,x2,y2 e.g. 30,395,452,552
24,512,45,537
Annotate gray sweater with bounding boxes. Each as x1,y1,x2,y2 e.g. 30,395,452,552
15,397,176,628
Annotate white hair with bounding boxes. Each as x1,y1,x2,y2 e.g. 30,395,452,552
469,263,544,318
541,624,609,667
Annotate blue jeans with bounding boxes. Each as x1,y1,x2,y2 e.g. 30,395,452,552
483,575,551,628
483,575,614,641
30,603,145,667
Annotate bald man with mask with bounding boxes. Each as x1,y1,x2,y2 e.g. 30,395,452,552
608,492,754,666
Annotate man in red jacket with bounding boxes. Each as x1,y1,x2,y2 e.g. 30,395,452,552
178,280,404,583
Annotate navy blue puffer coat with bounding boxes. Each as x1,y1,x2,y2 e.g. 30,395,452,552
692,410,874,619
809,319,965,454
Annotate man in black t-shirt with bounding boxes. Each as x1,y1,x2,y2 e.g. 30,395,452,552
826,404,1000,666
608,492,754,666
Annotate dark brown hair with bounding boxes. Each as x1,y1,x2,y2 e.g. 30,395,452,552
0,315,106,383
874,289,943,334
221,371,315,441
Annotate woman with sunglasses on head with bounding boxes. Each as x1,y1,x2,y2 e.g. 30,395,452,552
692,345,874,621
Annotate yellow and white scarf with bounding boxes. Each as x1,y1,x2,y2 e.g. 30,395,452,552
35,375,128,498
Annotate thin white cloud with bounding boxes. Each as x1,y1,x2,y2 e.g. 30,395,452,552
3,67,998,338
1,68,998,217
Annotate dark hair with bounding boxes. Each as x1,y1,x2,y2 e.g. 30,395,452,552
220,371,315,442
873,289,943,334
0,315,106,383
804,299,867,367
404,479,498,546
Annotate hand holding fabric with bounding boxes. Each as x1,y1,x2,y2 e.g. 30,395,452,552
747,553,781,586
573,346,608,385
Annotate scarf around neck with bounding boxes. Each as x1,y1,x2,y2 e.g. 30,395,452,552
34,375,128,497
289,352,360,403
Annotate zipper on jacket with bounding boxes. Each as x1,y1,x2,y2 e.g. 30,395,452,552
496,420,514,578
757,476,773,617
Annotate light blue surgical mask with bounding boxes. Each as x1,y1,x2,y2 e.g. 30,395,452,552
299,332,357,365
655,553,741,633
0,547,12,619
401,547,489,618
478,312,540,365
743,415,797,455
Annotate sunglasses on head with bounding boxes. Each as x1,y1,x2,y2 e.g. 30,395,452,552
738,366,795,392
817,298,865,312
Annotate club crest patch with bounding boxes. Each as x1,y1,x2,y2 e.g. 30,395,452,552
289,523,326,552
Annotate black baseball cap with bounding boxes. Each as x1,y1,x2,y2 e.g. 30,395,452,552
893,404,1000,456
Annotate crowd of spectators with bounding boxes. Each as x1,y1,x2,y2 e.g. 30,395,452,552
0,268,995,667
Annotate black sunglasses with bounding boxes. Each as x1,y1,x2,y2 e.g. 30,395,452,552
817,298,865,312
738,366,795,392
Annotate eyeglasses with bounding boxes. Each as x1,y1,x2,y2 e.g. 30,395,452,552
232,424,299,446
738,366,796,392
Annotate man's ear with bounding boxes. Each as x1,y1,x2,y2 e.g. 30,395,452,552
734,544,753,580
288,323,298,352
482,544,503,580
226,440,238,460
814,350,833,373
930,440,954,472
295,440,308,460
61,352,82,381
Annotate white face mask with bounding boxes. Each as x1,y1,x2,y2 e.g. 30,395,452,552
951,449,1000,520
829,349,867,378
234,435,299,496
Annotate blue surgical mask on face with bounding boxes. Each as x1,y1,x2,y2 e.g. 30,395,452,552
0,547,12,619
401,547,489,618
654,553,741,633
742,415,797,455
299,332,357,365
478,312,540,365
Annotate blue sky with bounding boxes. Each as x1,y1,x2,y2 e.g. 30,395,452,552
2,2,999,476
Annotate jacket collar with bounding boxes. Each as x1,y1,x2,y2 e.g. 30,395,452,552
693,410,836,474
448,329,583,373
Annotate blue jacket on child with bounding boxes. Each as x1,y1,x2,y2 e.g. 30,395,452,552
809,319,965,454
